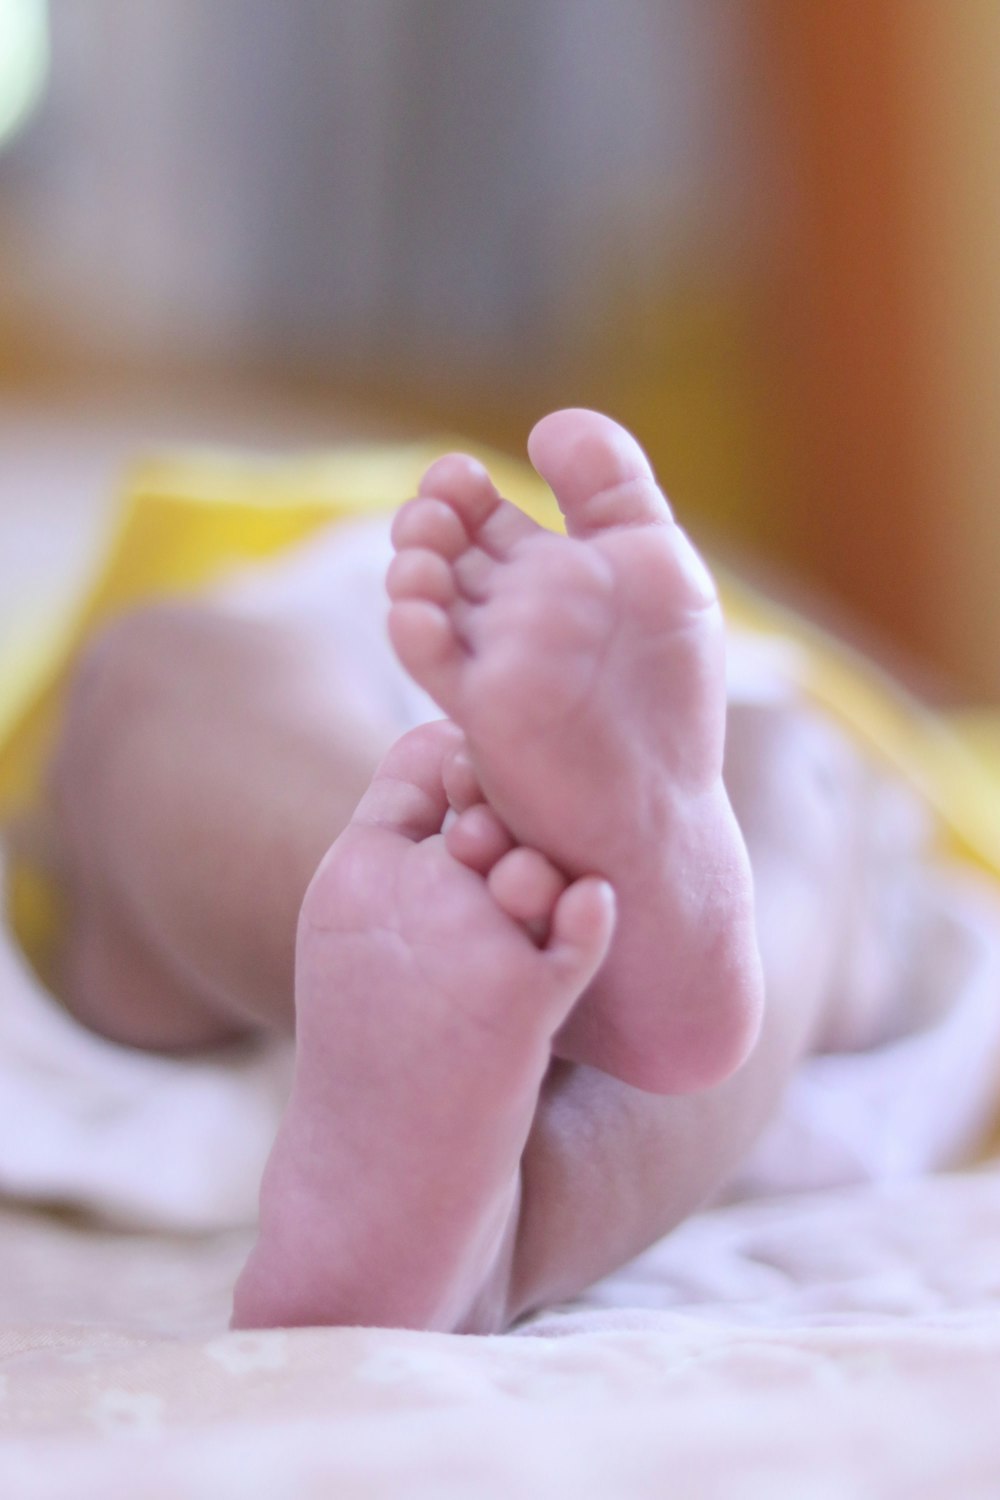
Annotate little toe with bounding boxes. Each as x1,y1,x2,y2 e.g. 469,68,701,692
527,408,672,538
386,548,457,607
487,847,567,931
444,802,514,874
353,721,462,842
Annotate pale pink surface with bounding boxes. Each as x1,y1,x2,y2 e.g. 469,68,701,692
3,1176,1000,1495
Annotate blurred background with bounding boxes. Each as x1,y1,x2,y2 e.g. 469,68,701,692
2,0,1000,698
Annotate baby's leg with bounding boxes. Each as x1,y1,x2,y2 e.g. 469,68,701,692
505,701,860,1316
48,601,399,1047
233,720,615,1332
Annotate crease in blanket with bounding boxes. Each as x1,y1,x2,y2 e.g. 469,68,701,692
1,443,1000,1234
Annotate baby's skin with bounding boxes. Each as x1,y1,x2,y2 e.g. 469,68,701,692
386,410,763,1092
232,720,616,1331
233,411,773,1332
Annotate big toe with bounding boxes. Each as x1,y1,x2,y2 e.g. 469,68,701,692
526,409,671,537
353,720,461,842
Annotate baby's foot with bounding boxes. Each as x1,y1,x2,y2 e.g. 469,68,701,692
232,720,614,1333
387,409,763,1092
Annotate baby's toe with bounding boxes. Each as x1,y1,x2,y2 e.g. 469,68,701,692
419,451,541,562
351,721,462,843
445,802,514,874
527,408,670,537
387,600,465,711
386,548,457,607
391,497,469,560
547,878,617,982
488,847,567,933
418,454,499,529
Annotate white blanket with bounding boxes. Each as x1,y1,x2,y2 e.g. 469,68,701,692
2,1175,1000,1495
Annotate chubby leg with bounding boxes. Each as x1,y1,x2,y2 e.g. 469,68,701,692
47,600,399,1047
233,721,615,1332
503,701,861,1320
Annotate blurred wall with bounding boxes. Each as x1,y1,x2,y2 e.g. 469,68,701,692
0,2,769,534
758,1,1000,698
3,2,1000,697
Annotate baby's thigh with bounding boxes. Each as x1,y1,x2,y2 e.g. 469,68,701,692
724,699,866,873
723,702,870,1036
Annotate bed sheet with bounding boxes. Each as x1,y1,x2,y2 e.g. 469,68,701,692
2,1176,1000,1497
